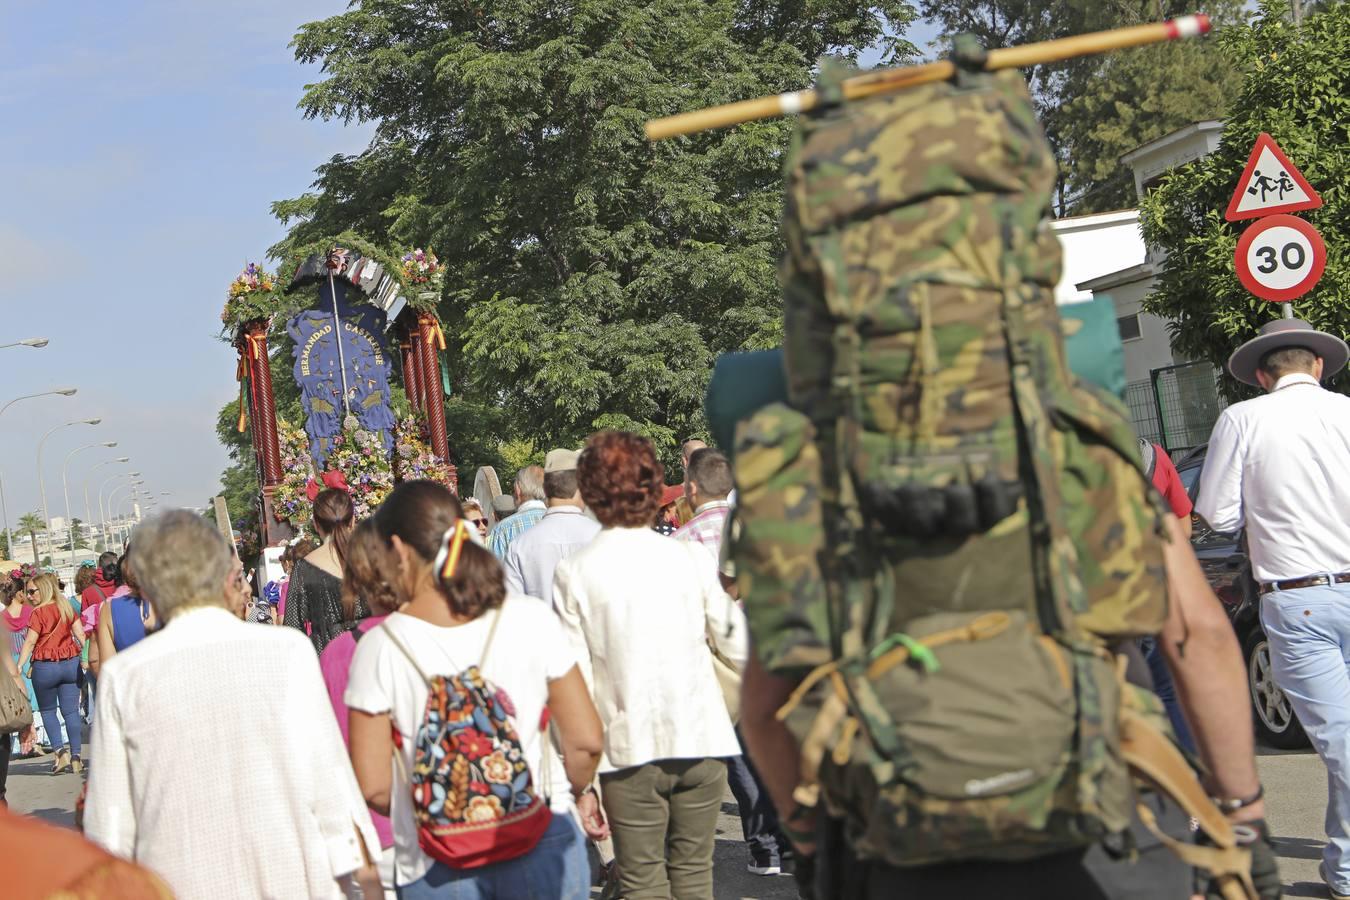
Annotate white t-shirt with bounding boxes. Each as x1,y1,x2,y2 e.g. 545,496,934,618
344,596,578,886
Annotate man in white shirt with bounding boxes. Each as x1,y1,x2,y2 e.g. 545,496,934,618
1196,317,1350,899
503,448,600,607
84,510,380,900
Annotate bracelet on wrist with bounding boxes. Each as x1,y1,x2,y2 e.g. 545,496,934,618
572,784,597,800
1210,784,1263,813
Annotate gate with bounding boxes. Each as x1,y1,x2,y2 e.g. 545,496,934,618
1148,361,1228,457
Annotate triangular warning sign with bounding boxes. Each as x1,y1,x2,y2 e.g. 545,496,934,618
1225,133,1322,222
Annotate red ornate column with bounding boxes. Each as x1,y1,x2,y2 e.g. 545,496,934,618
399,316,424,414
237,319,292,546
416,311,457,493
239,320,283,485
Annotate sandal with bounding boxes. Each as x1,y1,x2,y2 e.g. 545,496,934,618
51,748,71,775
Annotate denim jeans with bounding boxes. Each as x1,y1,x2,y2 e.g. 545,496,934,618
1138,637,1197,755
31,657,81,759
726,730,785,860
396,814,589,900
1262,582,1350,893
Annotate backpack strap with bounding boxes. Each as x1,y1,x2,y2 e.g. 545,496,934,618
380,623,434,686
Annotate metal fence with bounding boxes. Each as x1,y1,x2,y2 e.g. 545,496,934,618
1123,362,1228,456
1150,362,1228,456
1125,380,1162,444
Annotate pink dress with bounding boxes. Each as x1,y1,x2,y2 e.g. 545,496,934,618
318,615,393,848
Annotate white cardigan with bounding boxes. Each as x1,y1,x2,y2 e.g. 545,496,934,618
553,526,746,772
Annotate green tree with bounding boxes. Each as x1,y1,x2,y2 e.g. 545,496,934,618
66,518,88,551
919,0,1246,212
17,512,43,567
1140,1,1348,392
273,0,915,469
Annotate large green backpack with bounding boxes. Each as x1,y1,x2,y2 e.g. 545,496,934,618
731,61,1173,865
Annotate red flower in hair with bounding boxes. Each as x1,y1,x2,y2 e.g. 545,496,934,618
305,470,351,502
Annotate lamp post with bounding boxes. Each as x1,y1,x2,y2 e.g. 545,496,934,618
107,481,142,550
100,472,139,548
114,483,146,545
37,418,101,545
0,337,50,350
85,457,129,544
0,387,78,554
62,441,117,562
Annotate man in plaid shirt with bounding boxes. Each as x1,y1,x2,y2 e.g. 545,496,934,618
672,448,734,556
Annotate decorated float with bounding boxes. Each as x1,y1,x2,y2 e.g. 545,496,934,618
222,234,458,548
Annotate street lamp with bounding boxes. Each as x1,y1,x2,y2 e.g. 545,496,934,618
62,441,117,561
37,418,101,544
0,337,50,350
0,387,78,551
85,457,129,532
100,471,140,546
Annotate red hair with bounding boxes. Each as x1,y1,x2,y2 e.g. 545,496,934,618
578,431,665,528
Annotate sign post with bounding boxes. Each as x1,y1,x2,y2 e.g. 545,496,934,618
1227,134,1325,314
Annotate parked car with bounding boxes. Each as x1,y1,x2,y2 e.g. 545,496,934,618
1173,444,1310,749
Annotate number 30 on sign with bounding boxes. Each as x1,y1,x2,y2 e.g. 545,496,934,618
1234,214,1327,303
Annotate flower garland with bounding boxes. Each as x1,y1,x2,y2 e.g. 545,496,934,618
272,416,395,528
221,262,284,328
273,419,315,532
280,232,436,314
328,416,395,520
399,248,444,295
393,415,454,485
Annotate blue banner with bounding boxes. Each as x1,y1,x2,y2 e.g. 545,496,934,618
287,278,397,468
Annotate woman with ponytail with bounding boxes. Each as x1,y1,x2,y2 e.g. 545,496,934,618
345,480,605,899
282,487,367,655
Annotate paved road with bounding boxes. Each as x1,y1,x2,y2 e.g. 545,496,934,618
4,738,1329,899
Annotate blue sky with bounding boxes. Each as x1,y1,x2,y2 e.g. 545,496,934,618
0,0,371,533
0,1,935,536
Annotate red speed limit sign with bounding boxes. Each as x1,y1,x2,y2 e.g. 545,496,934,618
1234,214,1327,302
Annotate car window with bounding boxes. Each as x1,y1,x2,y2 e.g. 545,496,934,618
1177,463,1203,502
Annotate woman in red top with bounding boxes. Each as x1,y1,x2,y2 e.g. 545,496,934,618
17,572,88,774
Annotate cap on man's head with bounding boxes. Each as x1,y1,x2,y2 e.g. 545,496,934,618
544,448,580,473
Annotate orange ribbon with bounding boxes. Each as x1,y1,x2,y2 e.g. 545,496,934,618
422,316,447,351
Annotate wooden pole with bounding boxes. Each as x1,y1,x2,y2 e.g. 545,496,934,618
645,15,1210,141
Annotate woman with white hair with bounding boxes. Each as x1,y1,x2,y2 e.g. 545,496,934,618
84,510,381,900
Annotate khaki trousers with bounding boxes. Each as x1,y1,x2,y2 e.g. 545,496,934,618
600,757,728,900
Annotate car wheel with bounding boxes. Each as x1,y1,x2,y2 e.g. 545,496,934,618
1244,629,1310,750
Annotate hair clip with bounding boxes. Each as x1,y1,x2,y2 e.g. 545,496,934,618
432,520,472,581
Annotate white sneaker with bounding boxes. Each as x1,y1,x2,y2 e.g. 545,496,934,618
747,854,782,876
1321,861,1350,900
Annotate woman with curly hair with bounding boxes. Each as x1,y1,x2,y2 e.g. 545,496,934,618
553,431,748,900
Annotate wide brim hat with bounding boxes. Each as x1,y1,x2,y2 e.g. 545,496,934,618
1227,317,1349,387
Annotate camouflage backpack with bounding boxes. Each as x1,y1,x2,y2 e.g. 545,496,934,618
732,56,1174,866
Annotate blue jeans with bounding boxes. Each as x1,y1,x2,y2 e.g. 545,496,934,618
396,814,589,900
727,730,785,860
31,657,81,759
1138,637,1197,755
1262,583,1350,892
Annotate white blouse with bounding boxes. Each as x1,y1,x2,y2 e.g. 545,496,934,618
553,526,746,772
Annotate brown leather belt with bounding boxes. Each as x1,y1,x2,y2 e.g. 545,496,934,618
1259,573,1350,595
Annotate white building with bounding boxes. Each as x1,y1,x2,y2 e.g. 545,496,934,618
1052,120,1227,450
